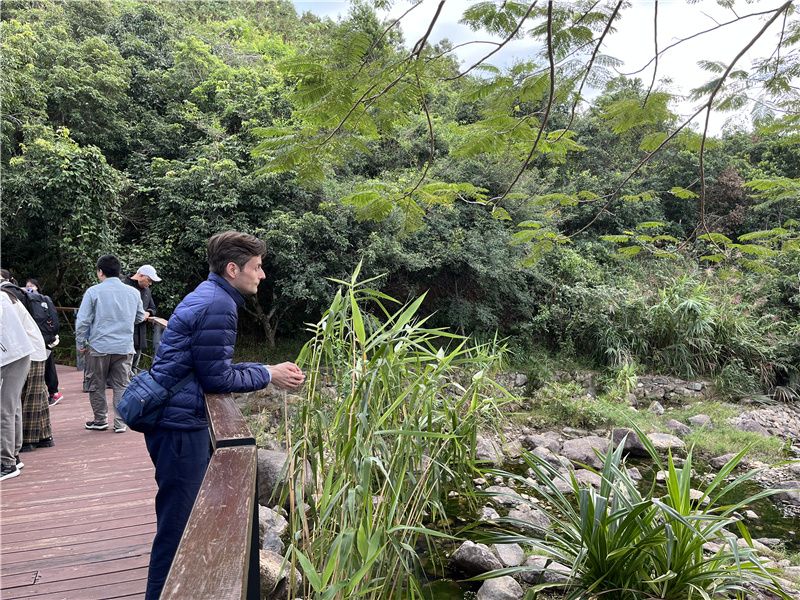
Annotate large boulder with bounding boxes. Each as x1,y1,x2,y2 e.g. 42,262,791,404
688,414,713,429
492,543,525,567
561,436,608,469
771,481,800,506
646,433,686,452
257,449,312,506
476,435,504,465
476,576,524,600
258,505,288,553
485,485,524,507
665,419,691,436
506,504,551,532
611,427,648,457
520,556,571,585
450,541,503,576
522,432,562,454
259,549,300,600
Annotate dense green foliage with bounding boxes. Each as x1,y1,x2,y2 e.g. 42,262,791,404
2,0,798,397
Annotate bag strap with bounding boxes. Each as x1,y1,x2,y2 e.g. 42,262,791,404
168,372,194,395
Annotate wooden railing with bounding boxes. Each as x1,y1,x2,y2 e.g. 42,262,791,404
161,393,261,600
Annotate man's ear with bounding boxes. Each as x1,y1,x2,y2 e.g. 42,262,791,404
225,261,238,279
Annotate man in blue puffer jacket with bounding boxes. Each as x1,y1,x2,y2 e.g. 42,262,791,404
144,231,305,600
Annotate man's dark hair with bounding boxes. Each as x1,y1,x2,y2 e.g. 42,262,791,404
96,254,121,278
207,231,266,276
26,278,41,290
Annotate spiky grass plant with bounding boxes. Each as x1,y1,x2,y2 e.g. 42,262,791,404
487,432,791,599
283,267,509,599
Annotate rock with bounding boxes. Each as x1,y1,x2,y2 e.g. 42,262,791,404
476,576,524,600
507,504,551,531
480,506,501,522
562,427,589,438
665,419,691,436
485,485,524,507
688,414,713,429
646,432,685,452
561,436,608,469
689,489,710,506
260,549,300,600
756,537,781,548
257,449,312,506
522,433,562,454
771,481,800,506
258,505,288,553
574,469,602,488
745,510,759,520
493,543,525,567
736,417,770,436
514,373,529,388
687,382,703,392
520,556,571,585
531,445,567,469
710,453,738,469
451,541,503,576
611,427,648,457
503,439,524,459
474,477,487,486
476,435,504,465
627,467,643,481
649,401,665,416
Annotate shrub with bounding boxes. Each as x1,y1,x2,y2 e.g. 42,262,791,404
283,268,510,599
487,436,790,599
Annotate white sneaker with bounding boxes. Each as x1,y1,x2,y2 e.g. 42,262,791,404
114,426,128,433
0,466,20,481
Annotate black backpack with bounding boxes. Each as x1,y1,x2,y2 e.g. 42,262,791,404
25,290,59,345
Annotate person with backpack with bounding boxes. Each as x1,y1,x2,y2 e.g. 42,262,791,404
0,270,52,459
25,279,62,406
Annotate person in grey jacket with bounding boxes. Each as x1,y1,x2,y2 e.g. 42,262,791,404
76,255,145,433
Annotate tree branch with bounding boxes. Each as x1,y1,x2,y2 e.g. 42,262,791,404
446,1,538,81
489,0,555,205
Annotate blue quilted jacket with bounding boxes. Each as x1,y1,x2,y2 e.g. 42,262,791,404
149,272,271,430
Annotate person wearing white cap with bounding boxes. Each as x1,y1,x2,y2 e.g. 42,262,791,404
125,265,161,371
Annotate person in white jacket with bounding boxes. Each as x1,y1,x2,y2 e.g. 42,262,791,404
1,284,46,480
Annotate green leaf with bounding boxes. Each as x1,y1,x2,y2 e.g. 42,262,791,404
617,245,642,257
670,186,698,199
697,232,732,245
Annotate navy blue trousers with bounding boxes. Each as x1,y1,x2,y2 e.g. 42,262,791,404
144,428,211,600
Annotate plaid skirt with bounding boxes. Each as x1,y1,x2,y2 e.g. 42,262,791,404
21,360,52,444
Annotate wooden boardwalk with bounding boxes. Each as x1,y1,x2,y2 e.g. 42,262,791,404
1,365,156,599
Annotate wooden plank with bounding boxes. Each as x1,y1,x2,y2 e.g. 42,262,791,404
2,536,154,567
2,565,147,599
162,446,257,600
31,577,148,600
3,554,149,588
3,522,155,554
206,393,254,446
2,511,154,545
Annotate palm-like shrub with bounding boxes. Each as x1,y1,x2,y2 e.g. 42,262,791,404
283,268,508,599
490,434,790,599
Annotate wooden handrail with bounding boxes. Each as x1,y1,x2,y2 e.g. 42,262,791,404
161,394,261,600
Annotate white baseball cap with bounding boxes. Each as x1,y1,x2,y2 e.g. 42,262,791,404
136,265,162,282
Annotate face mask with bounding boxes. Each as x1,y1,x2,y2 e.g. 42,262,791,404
26,287,36,293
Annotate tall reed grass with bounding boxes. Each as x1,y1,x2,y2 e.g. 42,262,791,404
283,267,509,599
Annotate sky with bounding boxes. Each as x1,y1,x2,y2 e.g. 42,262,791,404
290,0,794,135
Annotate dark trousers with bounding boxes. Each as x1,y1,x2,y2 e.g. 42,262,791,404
144,428,211,600
44,353,59,396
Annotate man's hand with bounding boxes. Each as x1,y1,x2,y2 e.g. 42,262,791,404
78,346,87,354
143,311,151,320
268,362,305,390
